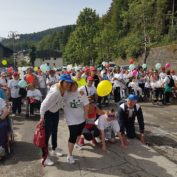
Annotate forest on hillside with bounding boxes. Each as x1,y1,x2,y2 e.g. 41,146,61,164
2,25,75,52
2,0,177,65
64,0,177,65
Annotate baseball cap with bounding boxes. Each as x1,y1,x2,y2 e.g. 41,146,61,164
60,74,73,83
13,72,19,77
87,76,94,81
128,94,138,101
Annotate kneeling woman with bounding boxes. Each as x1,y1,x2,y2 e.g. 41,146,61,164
64,81,89,164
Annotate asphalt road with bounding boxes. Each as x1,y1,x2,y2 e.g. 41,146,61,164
0,102,177,177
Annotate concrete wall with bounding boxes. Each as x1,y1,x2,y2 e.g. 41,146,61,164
145,44,177,71
114,44,177,71
34,57,63,67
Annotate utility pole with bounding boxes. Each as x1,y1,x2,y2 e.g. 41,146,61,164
8,31,20,68
171,0,175,29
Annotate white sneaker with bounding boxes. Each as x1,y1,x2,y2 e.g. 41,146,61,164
74,144,83,150
67,155,75,164
42,157,54,166
11,114,16,117
50,148,63,157
95,137,101,143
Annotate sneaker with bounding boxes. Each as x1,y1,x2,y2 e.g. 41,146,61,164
74,143,83,150
67,155,75,164
95,137,101,143
78,137,85,146
50,148,63,157
42,157,54,166
11,114,16,117
91,138,97,146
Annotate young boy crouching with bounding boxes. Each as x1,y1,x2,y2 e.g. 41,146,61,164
96,108,126,151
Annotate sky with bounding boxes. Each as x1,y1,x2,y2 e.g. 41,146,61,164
0,0,112,38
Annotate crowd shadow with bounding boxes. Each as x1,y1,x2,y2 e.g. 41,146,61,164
145,131,177,148
50,140,176,177
0,141,41,166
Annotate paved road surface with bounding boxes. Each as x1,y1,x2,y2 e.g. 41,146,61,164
0,103,177,177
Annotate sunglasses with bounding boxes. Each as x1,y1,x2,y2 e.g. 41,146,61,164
108,114,115,118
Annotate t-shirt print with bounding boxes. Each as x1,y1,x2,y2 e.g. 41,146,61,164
70,97,81,108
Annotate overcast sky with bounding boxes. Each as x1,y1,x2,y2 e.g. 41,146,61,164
0,0,112,38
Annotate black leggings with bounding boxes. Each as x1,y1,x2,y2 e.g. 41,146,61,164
82,125,100,141
30,101,41,114
11,97,21,114
42,110,59,156
114,87,121,103
68,122,85,144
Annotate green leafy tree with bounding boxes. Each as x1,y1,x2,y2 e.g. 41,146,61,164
64,8,99,65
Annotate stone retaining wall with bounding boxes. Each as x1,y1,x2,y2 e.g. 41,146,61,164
115,44,177,71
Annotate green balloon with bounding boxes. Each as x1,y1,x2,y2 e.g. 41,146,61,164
155,63,161,70
142,64,147,69
129,64,135,71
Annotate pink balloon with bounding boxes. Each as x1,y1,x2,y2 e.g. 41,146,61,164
165,63,171,68
132,70,138,76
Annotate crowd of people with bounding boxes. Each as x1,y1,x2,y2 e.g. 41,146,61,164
0,63,177,165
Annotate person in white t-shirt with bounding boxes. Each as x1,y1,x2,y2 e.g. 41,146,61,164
37,70,47,98
64,81,89,164
128,78,143,97
171,70,177,82
0,98,9,119
0,72,8,89
0,72,8,100
46,70,58,89
79,76,96,99
112,68,125,102
27,84,42,116
96,109,125,151
8,72,21,117
159,67,166,81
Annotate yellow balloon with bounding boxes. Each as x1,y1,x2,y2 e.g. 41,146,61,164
97,80,112,97
2,59,7,66
34,66,38,72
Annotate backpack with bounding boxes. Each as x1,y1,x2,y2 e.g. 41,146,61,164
33,120,48,166
33,120,46,148
168,76,175,87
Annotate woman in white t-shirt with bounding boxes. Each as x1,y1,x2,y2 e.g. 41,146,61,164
64,81,89,164
37,70,47,99
8,72,21,116
27,84,42,116
46,70,58,89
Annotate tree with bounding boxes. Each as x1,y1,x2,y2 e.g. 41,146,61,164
64,8,99,65
29,46,36,66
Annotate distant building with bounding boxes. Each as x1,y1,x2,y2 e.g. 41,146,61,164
35,57,63,67
34,50,63,67
0,43,13,59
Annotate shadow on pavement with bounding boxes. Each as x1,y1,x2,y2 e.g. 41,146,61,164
50,140,176,177
0,141,41,166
